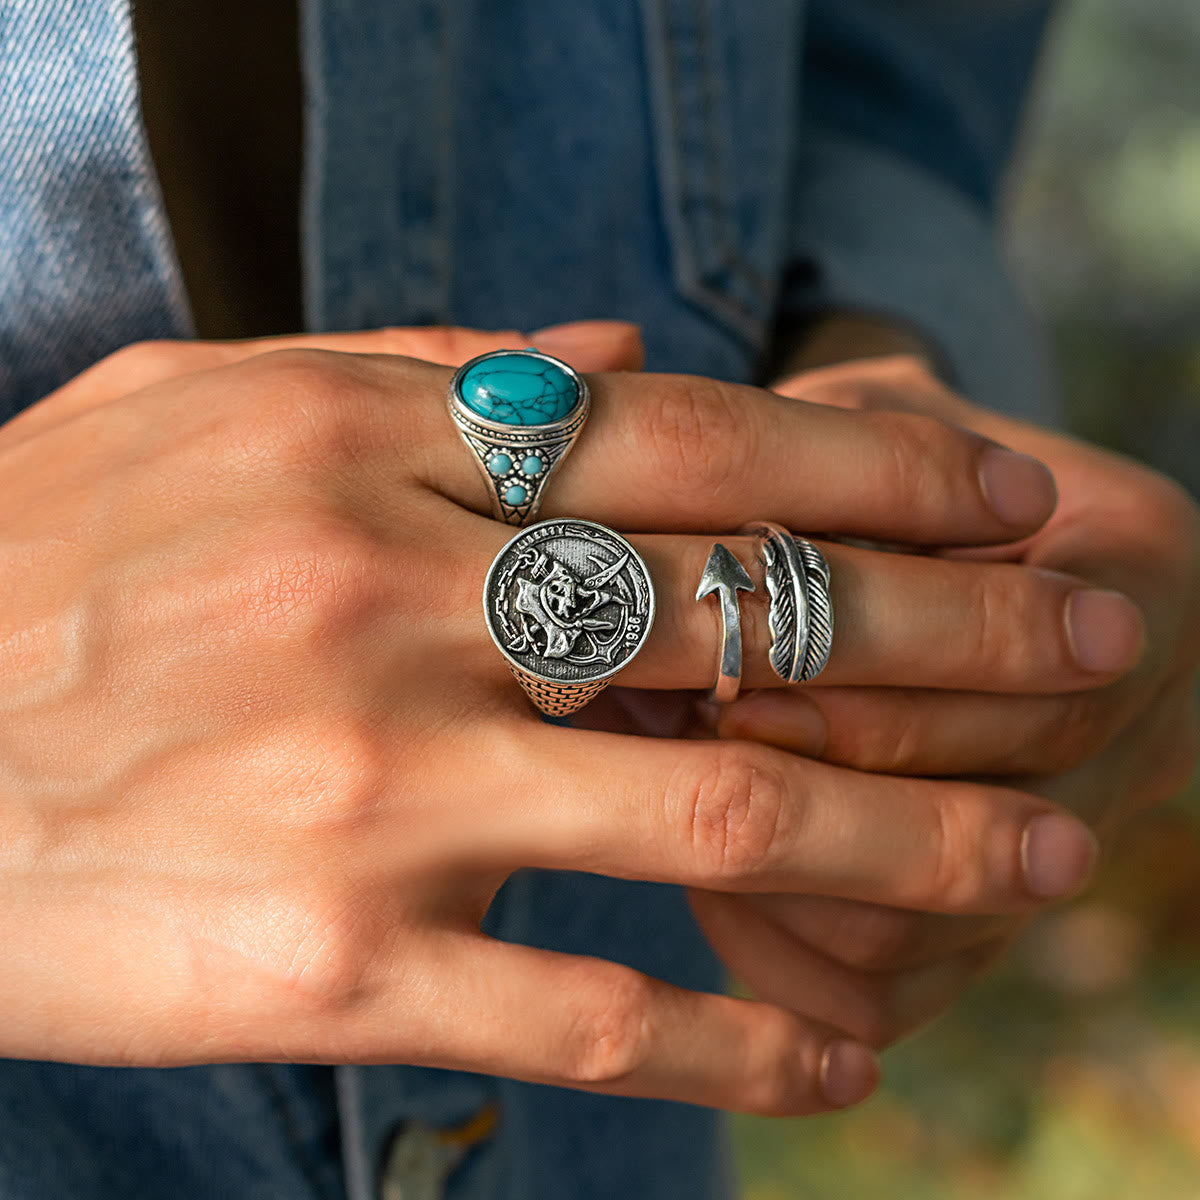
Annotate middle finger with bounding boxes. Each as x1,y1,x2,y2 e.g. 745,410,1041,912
471,528,1145,694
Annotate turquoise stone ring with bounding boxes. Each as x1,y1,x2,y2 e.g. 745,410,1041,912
448,348,591,526
457,352,580,426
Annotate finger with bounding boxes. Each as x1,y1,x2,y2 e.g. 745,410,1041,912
739,892,1021,974
770,355,967,422
344,932,879,1115
689,889,996,1048
12,321,644,436
466,723,1100,914
717,686,1137,777
774,357,1066,467
1032,678,1200,834
417,365,1059,544
613,534,1145,693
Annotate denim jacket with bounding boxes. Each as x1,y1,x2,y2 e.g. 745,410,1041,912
0,2,1054,1196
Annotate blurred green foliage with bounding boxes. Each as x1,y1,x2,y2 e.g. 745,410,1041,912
735,2,1200,1194
736,813,1200,1198
1009,0,1200,491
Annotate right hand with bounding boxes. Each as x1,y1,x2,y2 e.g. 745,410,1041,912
0,325,1124,1114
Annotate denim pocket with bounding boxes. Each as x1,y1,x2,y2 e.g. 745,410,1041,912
637,0,803,347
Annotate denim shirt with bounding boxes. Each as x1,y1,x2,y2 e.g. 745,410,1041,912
0,2,1054,1197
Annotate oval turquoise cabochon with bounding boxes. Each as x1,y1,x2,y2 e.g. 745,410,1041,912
457,353,580,426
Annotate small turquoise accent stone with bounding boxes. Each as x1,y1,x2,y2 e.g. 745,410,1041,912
520,455,543,477
458,352,579,426
488,453,512,476
504,484,528,505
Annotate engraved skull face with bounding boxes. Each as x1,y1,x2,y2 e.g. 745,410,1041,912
542,569,578,619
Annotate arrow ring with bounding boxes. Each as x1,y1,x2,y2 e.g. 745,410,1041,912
695,543,756,703
449,348,590,526
740,522,834,684
483,519,655,716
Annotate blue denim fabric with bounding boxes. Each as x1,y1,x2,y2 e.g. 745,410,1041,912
0,0,190,424
0,1063,345,1200
0,1,1056,1196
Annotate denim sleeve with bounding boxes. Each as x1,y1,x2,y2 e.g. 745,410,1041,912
787,0,1059,419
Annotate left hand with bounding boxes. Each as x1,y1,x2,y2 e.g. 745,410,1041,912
688,353,1200,1050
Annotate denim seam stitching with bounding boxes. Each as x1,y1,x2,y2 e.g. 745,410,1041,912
645,0,766,343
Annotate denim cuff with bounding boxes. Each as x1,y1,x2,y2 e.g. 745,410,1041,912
785,129,1059,424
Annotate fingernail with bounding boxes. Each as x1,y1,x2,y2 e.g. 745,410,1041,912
721,693,828,758
1021,813,1099,899
528,320,642,360
820,1040,880,1109
1066,588,1146,674
978,446,1057,527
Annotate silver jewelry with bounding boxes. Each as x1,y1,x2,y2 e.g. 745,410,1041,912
695,543,755,703
483,519,655,716
449,348,590,526
740,522,833,684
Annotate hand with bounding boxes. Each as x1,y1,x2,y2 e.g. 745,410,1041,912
0,327,1109,1114
704,352,1199,1049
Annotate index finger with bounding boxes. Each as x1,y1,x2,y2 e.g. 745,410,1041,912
419,368,1058,545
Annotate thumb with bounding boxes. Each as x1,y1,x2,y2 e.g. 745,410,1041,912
527,320,645,373
21,321,645,439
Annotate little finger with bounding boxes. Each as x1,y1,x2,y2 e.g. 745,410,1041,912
345,932,881,1116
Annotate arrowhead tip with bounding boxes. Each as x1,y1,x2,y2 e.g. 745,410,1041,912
695,543,755,600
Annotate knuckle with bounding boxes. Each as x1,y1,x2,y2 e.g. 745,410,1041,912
233,349,367,465
272,720,391,836
921,786,990,910
643,376,752,507
558,970,654,1085
840,708,925,775
963,568,1040,682
739,1010,813,1116
257,887,382,1016
229,518,380,643
679,746,788,884
871,411,959,516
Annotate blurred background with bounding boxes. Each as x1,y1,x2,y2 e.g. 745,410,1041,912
735,1,1200,1195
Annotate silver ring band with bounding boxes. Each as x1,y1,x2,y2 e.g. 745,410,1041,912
740,522,833,684
695,543,755,703
449,348,590,526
